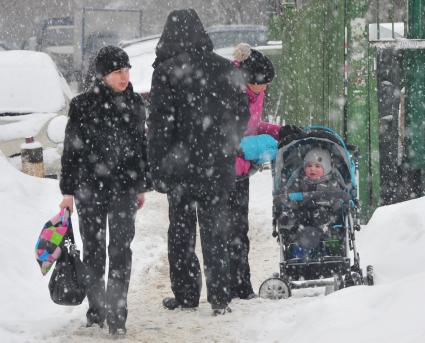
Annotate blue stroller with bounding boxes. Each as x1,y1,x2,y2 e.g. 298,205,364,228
259,126,374,299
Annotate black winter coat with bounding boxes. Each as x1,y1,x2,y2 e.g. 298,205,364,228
60,80,150,195
147,9,250,193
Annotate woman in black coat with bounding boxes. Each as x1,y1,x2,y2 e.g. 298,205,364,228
59,46,150,336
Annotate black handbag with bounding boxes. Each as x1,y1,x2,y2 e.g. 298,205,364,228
48,214,88,305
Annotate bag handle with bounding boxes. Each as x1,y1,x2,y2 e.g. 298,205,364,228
59,208,70,227
61,208,76,245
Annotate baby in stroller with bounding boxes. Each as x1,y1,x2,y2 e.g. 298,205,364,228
284,146,348,260
259,127,372,299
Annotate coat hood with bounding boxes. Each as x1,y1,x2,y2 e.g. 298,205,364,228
153,9,213,68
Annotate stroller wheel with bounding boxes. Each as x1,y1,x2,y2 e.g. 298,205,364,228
258,277,291,300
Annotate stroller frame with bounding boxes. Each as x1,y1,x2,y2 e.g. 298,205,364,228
259,126,373,299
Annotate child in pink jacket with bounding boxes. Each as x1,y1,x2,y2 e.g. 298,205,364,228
229,43,281,299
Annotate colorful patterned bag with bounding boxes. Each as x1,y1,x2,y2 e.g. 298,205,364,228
35,208,71,275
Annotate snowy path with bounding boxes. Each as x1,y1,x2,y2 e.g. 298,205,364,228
3,153,425,342
37,171,302,343
5,165,425,343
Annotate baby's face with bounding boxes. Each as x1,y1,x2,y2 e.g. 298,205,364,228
304,162,325,180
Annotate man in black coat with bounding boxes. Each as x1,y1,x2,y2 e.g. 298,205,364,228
147,9,250,315
59,46,150,336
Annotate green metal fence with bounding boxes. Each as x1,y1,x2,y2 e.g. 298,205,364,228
278,1,346,132
268,0,425,220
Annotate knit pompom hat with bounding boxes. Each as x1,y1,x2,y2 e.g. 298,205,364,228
95,46,131,77
233,43,275,84
304,148,332,176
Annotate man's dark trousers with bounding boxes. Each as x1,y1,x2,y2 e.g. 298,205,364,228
167,187,231,308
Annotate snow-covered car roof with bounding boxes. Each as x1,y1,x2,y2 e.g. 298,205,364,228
206,24,268,49
0,50,72,114
206,24,267,32
215,41,282,60
120,34,161,50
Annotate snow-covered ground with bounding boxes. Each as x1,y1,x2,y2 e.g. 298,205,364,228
0,152,424,343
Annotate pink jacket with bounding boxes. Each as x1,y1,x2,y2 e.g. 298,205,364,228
244,88,280,139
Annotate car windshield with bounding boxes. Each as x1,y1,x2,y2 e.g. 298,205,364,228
42,26,73,47
208,30,268,49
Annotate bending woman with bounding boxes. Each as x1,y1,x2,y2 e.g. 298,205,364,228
229,43,281,299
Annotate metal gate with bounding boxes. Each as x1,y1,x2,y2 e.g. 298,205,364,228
368,0,425,204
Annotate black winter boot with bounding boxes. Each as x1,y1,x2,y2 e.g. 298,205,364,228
86,311,105,328
162,297,197,310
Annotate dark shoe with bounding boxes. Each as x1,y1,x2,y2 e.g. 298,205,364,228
211,304,232,316
162,297,197,310
109,325,126,337
162,297,180,310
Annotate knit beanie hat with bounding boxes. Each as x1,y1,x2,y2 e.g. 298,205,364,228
233,43,275,84
304,148,332,176
95,46,131,77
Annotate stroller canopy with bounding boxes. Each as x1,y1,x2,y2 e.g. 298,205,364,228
274,126,357,196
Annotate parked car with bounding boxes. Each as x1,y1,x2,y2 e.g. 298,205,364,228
36,17,75,81
0,50,73,174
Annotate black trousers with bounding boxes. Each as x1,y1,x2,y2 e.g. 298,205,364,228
167,187,231,308
75,186,137,328
228,177,254,298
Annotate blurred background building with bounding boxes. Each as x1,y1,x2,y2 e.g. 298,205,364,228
0,0,270,47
